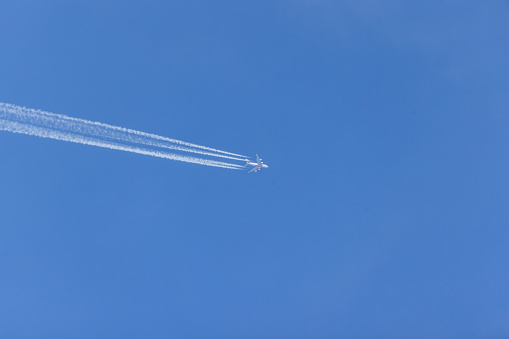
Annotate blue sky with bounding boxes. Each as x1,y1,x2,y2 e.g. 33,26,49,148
1,1,509,337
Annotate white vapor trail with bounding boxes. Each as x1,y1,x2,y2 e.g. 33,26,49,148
0,103,246,170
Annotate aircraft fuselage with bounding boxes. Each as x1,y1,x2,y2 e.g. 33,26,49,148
247,161,268,168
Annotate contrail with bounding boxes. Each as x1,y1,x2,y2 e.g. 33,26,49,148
6,103,247,158
0,103,246,169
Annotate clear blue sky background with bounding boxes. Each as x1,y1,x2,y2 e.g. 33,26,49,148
1,1,509,337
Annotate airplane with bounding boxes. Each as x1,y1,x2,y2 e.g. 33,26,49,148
246,154,269,173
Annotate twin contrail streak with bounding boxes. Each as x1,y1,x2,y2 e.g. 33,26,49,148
0,103,246,170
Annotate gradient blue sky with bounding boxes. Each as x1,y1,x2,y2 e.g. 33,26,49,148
1,1,509,337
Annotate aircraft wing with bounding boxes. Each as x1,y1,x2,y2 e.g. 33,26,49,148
249,167,258,173
256,154,262,165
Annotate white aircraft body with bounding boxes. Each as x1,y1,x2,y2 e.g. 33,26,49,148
246,154,268,173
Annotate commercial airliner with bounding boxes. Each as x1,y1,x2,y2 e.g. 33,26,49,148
246,154,268,173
